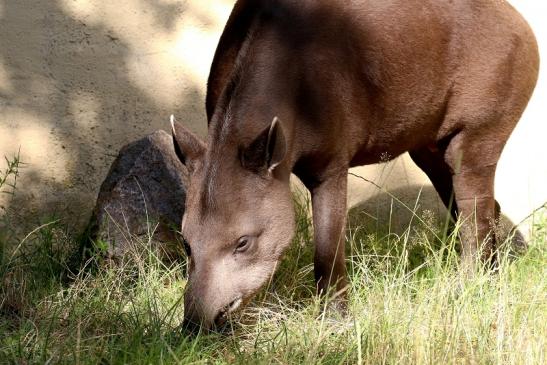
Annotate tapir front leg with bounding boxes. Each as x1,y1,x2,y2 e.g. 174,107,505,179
310,171,349,302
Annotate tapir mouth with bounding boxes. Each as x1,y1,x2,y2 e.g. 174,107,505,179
214,297,243,326
183,293,256,334
227,297,243,314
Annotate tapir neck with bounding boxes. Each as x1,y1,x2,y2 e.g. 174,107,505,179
208,33,301,182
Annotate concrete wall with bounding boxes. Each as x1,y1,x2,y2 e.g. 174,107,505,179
0,0,545,235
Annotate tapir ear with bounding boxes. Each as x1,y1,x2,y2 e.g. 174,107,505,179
170,115,206,172
241,117,287,174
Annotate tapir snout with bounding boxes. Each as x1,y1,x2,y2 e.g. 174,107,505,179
183,285,244,332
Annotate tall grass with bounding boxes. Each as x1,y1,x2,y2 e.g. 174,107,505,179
0,153,22,259
0,174,545,364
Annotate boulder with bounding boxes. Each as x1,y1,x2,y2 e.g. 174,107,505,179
88,130,188,260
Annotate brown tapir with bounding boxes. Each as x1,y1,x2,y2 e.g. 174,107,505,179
171,0,539,330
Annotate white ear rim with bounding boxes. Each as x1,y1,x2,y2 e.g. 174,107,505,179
267,116,282,173
170,114,176,135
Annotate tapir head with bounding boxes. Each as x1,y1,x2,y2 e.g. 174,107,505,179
171,116,295,331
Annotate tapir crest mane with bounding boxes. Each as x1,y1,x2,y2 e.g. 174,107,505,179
197,18,260,215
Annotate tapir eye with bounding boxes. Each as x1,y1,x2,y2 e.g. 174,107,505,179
235,236,252,253
183,238,191,257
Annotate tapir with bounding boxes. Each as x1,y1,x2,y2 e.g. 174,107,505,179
171,0,539,330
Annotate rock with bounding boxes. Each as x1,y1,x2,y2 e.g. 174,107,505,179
88,130,188,260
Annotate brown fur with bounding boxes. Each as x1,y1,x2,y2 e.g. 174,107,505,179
173,0,539,330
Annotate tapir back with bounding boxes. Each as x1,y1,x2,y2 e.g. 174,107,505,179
207,0,539,168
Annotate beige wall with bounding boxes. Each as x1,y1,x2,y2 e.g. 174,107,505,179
0,0,545,235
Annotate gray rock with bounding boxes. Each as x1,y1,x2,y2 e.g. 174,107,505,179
88,130,188,260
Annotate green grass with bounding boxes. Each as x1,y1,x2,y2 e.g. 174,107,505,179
1,168,546,363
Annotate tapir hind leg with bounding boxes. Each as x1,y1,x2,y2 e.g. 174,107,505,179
411,145,507,267
443,130,502,268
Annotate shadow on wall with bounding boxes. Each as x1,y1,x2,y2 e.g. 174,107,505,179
0,0,232,235
348,184,527,252
348,185,449,235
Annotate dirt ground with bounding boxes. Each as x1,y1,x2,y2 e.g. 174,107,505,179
0,0,545,236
